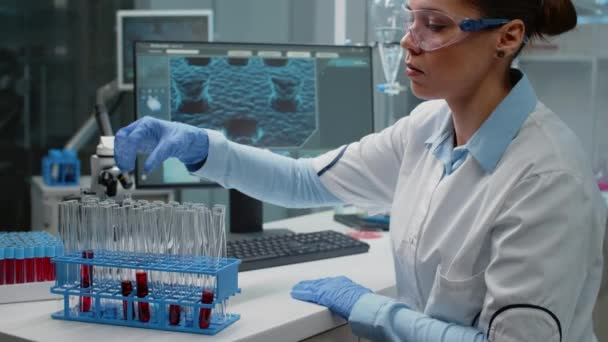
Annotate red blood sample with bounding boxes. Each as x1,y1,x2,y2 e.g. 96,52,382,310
198,290,214,329
121,280,135,320
25,258,35,283
35,257,45,282
48,262,56,281
169,304,180,325
44,244,57,281
43,257,51,281
23,246,35,283
0,259,4,285
79,250,94,312
34,244,45,282
5,259,14,285
136,271,150,323
15,259,24,284
0,246,4,285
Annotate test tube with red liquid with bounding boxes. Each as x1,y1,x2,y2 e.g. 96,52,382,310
53,243,64,285
121,280,135,320
24,246,35,283
34,245,45,282
199,290,214,329
79,250,94,312
0,246,4,285
136,271,150,322
44,245,55,281
4,247,14,285
14,247,25,284
169,303,180,326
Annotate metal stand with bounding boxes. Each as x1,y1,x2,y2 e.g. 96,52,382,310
64,80,121,151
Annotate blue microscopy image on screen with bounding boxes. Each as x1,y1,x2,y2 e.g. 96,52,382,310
169,56,318,148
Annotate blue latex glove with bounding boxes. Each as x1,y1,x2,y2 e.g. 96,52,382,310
114,117,209,173
291,276,372,319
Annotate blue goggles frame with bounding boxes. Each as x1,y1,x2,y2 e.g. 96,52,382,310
459,18,510,32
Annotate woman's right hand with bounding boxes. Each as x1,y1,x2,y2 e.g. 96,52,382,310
114,116,209,173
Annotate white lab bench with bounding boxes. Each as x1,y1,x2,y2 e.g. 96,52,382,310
0,211,396,342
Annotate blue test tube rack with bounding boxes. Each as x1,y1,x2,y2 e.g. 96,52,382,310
42,149,80,186
50,250,241,335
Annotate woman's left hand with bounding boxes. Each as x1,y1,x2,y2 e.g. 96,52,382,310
290,276,372,319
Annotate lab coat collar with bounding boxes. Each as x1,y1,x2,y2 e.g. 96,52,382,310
425,69,537,173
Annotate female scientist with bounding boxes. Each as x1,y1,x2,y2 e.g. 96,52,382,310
114,0,607,340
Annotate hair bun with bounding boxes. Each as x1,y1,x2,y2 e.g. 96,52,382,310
537,0,577,36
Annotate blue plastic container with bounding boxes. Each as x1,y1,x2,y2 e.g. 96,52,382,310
42,149,80,186
50,250,241,335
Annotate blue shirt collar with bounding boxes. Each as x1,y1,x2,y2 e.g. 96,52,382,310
425,69,538,173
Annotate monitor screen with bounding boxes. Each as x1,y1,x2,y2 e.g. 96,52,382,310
134,41,374,188
116,10,213,91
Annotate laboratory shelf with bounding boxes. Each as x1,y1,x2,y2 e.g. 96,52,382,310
50,250,241,335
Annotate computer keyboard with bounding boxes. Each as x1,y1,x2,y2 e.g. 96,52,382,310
227,230,370,271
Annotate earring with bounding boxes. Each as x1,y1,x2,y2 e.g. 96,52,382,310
496,50,506,58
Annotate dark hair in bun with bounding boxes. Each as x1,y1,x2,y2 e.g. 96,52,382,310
471,0,577,39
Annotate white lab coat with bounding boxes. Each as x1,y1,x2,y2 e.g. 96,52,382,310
312,99,607,341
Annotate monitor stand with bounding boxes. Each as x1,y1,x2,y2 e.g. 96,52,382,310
228,190,293,241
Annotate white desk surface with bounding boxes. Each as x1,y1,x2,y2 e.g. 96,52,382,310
0,211,396,342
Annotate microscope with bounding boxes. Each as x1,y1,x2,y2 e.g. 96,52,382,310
89,103,132,198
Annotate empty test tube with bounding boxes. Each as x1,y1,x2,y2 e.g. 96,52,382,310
213,205,228,323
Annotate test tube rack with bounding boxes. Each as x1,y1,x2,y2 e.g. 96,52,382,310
50,250,241,335
0,232,63,304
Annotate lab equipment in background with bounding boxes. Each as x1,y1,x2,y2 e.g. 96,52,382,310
90,136,132,198
62,9,214,175
595,157,608,206
370,0,407,126
133,41,375,239
42,149,80,186
0,232,63,304
116,9,214,91
54,197,239,334
333,213,390,231
595,157,608,191
576,0,608,24
89,103,133,198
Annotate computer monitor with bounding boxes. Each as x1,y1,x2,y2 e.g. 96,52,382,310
116,10,213,91
133,41,375,235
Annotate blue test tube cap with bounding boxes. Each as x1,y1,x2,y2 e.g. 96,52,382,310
5,246,14,259
49,149,62,160
24,245,34,259
45,244,56,258
62,149,77,159
34,244,45,258
14,246,24,260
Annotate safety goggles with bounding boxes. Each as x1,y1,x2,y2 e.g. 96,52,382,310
403,7,509,52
